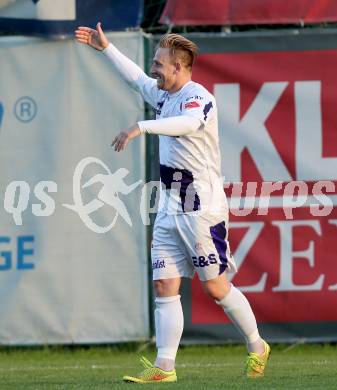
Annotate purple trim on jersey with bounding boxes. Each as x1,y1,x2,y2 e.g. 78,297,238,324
156,100,165,116
203,101,213,121
160,164,201,213
210,221,228,275
156,93,168,116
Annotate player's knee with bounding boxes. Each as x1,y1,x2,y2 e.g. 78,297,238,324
154,278,181,297
202,277,231,300
202,283,224,300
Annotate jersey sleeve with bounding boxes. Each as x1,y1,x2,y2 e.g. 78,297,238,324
103,43,160,108
180,91,215,126
135,74,161,108
138,115,201,136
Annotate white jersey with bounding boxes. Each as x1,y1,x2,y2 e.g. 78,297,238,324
102,43,228,216
137,77,227,215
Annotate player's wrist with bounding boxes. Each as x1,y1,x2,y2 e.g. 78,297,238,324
101,41,109,50
101,42,111,53
129,124,141,138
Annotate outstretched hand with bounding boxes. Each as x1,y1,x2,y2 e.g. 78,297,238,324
75,22,109,51
111,124,141,152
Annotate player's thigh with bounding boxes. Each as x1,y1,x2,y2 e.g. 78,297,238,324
151,212,194,281
174,213,236,282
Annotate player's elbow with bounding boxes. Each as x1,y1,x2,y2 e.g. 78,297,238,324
182,116,203,135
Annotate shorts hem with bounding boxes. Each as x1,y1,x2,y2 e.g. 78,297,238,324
152,272,194,281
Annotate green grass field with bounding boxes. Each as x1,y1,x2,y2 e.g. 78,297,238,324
0,343,336,389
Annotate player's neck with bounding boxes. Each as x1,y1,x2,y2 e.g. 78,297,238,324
168,75,192,94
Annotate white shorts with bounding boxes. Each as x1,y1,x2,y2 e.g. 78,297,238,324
151,212,237,281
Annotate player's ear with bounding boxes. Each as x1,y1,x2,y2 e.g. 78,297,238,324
174,62,181,74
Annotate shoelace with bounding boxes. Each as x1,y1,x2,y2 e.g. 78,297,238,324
136,356,157,378
140,356,153,369
246,354,264,370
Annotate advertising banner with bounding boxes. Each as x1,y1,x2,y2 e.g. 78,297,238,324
0,0,143,36
180,30,337,342
0,32,149,345
160,0,337,26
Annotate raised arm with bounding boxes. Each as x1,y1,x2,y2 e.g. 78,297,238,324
75,23,158,107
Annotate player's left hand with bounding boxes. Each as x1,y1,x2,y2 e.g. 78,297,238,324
111,124,141,152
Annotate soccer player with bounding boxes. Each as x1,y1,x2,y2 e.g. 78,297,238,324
75,23,270,383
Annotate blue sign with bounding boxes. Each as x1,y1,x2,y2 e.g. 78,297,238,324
0,0,143,36
0,236,35,271
0,102,3,129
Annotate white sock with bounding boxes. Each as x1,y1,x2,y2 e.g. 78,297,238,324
216,284,265,354
154,295,183,371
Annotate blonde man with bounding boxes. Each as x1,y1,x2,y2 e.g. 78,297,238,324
75,24,270,383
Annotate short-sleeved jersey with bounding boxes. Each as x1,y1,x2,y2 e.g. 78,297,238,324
136,76,228,216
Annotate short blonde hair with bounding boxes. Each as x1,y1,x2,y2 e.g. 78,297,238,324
157,34,198,70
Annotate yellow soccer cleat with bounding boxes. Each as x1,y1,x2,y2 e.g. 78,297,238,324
246,339,271,378
123,356,177,383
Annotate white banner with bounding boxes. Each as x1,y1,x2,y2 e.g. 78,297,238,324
0,32,149,345
0,0,76,20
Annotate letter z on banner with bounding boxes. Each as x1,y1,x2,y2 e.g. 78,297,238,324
185,34,337,341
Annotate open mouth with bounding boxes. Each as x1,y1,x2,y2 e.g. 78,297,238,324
152,74,163,83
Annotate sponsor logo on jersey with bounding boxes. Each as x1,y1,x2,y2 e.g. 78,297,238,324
186,95,204,101
195,242,203,251
152,259,166,269
184,101,201,109
192,254,217,267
